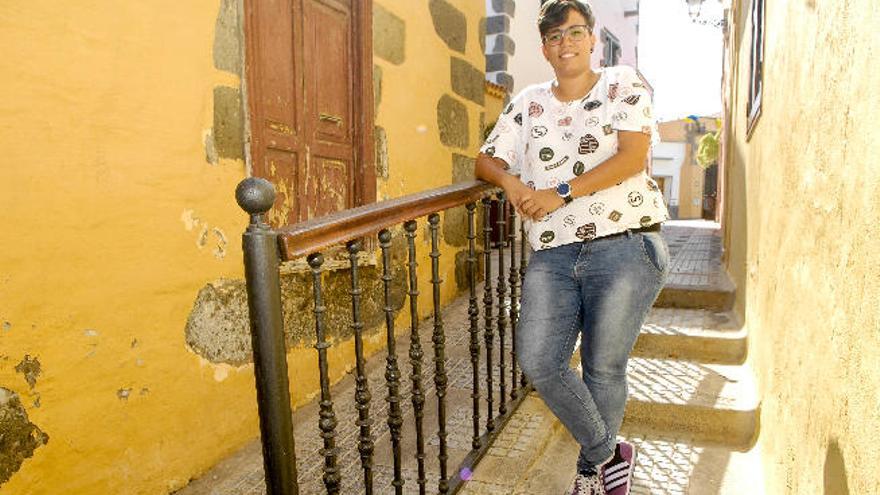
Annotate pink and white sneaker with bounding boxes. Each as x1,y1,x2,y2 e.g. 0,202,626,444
600,441,637,495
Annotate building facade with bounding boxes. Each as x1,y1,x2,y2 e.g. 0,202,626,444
721,0,880,492
0,1,497,493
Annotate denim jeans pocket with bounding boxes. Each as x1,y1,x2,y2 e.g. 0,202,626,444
639,232,669,275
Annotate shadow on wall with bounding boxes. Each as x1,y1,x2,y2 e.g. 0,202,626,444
824,439,850,495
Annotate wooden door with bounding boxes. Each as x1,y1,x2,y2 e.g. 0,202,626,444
245,0,374,226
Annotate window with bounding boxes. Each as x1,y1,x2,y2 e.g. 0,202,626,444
600,29,621,67
747,0,765,138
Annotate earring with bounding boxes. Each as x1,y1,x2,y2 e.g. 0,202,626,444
590,47,594,53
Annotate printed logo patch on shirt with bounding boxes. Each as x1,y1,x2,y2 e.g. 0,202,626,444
558,116,573,127
586,116,600,127
603,124,614,135
529,102,544,118
531,126,548,138
485,146,496,157
514,113,523,126
563,131,574,141
563,214,577,226
576,223,597,240
504,103,514,114
579,134,600,154
527,181,536,190
539,147,555,161
584,100,602,111
632,82,645,88
640,216,653,227
540,231,556,243
628,191,644,207
608,83,620,101
646,178,660,192
613,111,629,122
623,94,641,106
643,107,652,118
589,202,605,215
545,155,569,171
608,210,623,222
573,161,585,176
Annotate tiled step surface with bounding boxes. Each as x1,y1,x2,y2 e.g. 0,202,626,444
462,392,763,495
633,307,746,365
655,223,735,312
622,358,758,449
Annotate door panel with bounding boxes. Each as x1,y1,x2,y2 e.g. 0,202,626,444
246,0,372,227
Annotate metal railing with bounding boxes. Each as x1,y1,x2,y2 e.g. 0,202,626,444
234,177,531,495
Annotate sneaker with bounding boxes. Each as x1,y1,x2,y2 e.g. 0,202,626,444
600,441,637,495
566,471,605,495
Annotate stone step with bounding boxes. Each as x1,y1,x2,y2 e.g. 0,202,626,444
464,390,764,494
655,277,736,312
632,307,747,365
498,417,764,495
622,358,758,450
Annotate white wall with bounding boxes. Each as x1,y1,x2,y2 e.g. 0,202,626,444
650,141,686,207
507,0,641,94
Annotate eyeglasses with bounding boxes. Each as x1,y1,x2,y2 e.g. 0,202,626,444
543,25,591,46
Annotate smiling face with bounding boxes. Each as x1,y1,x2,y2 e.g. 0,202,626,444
541,9,596,79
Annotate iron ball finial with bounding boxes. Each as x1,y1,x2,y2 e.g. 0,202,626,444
235,177,276,215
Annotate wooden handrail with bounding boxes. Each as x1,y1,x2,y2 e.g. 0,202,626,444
277,180,498,260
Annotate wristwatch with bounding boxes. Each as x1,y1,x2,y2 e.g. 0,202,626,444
556,181,573,204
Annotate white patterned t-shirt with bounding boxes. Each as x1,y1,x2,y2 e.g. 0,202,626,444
480,65,669,251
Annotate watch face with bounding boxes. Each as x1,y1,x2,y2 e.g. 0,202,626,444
556,182,571,196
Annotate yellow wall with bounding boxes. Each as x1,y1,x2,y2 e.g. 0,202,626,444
0,1,489,493
722,0,880,492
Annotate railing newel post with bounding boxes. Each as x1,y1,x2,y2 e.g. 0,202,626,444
236,178,298,495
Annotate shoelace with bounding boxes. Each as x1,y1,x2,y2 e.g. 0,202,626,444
571,473,605,495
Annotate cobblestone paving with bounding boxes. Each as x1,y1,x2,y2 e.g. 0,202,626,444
661,221,725,288
179,221,735,495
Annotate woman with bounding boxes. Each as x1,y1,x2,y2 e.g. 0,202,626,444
475,1,670,494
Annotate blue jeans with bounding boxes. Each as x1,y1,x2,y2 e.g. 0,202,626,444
516,230,669,471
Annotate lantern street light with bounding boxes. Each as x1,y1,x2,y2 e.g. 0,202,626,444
684,0,727,29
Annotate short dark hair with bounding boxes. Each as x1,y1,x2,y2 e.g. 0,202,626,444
538,0,596,38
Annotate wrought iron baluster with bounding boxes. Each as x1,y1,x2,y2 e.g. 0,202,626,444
308,253,341,495
481,197,495,432
466,203,481,450
347,240,374,494
496,194,508,416
404,220,428,495
507,206,519,401
428,213,450,494
520,222,528,389
378,230,404,495
236,178,298,495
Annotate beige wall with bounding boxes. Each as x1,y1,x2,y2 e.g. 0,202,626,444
0,1,489,493
722,0,880,492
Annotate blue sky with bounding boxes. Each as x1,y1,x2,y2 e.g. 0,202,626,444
638,0,725,121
